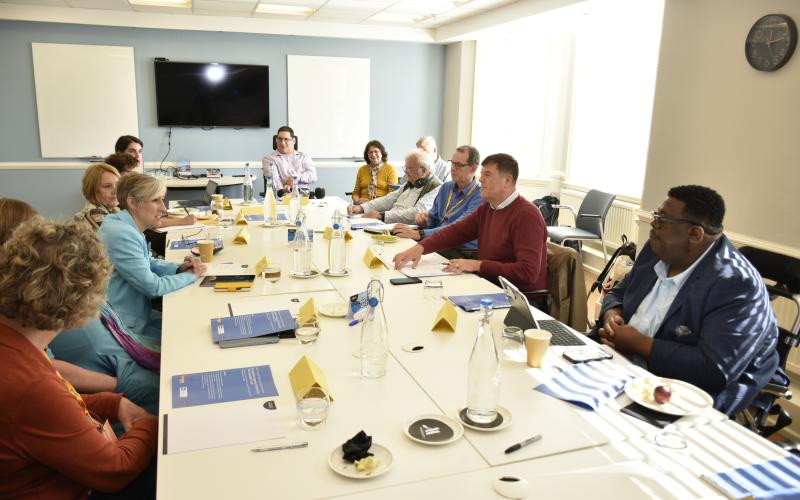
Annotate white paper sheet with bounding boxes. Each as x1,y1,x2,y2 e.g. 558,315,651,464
153,223,206,234
203,262,252,277
164,400,286,454
397,253,453,278
228,290,346,318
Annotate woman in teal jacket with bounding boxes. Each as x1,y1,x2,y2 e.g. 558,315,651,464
99,173,205,346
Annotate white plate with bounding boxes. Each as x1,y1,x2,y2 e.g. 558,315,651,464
624,377,713,416
404,414,464,446
457,406,513,432
322,269,351,277
319,303,348,318
291,270,321,279
328,442,393,479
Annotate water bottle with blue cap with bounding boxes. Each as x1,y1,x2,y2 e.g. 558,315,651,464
360,280,388,378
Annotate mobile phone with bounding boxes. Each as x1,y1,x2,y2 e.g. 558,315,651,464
389,277,423,286
562,348,613,364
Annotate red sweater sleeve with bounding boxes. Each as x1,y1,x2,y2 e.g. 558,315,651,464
420,206,482,254
478,201,547,291
14,378,157,493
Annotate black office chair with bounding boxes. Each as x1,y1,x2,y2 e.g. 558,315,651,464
547,189,616,263
260,135,299,196
736,246,800,438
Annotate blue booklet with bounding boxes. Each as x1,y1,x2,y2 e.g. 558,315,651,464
210,310,295,348
447,292,512,312
171,364,278,408
243,213,288,222
169,239,199,250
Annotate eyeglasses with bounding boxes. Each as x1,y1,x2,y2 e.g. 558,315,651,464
276,137,293,142
650,211,721,234
403,165,424,174
451,162,472,169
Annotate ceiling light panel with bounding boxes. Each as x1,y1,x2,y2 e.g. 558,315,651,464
255,2,315,15
128,0,192,7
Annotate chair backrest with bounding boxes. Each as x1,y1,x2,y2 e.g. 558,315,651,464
546,242,589,331
576,189,616,237
272,135,299,151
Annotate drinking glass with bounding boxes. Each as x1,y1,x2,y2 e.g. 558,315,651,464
261,264,281,284
423,279,444,300
296,326,320,344
296,387,330,430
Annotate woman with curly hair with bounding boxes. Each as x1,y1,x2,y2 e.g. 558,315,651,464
0,219,158,498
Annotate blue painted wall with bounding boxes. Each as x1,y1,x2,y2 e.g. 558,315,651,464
0,20,445,216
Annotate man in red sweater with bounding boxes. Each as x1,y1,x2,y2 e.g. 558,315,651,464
394,153,547,293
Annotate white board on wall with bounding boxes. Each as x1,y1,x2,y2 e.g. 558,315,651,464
287,55,369,158
32,43,139,158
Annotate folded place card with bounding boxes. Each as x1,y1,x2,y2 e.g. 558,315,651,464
363,247,384,269
234,227,250,245
239,206,263,216
289,355,334,402
431,301,458,333
322,227,353,241
235,212,248,225
298,298,318,327
223,198,233,210
281,195,309,206
254,256,272,276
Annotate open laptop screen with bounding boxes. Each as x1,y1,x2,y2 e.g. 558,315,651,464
499,276,538,331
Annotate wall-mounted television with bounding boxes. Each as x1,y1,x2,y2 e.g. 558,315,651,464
154,60,269,128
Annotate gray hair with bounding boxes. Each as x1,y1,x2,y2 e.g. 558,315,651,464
415,136,436,150
405,148,432,173
456,145,480,166
116,173,166,210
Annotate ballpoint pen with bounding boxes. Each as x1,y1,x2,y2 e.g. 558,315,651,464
504,434,542,454
251,442,308,453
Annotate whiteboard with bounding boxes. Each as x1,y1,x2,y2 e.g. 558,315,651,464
32,43,139,158
287,55,369,158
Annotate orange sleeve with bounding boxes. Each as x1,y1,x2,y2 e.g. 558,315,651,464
14,377,157,493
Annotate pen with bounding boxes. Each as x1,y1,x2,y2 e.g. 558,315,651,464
504,434,542,454
251,442,308,453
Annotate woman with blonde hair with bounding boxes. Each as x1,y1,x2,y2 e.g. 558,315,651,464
99,173,205,344
0,198,36,242
0,218,157,498
76,163,121,230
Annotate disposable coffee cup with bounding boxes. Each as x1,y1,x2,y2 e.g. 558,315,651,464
197,239,215,263
524,329,551,368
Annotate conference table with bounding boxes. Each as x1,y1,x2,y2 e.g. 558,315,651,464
156,197,793,499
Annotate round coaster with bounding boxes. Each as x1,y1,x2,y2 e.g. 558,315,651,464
322,268,350,277
404,414,463,446
290,269,320,279
457,406,513,432
319,303,348,318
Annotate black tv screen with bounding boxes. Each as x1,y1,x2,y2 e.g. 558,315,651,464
154,60,269,128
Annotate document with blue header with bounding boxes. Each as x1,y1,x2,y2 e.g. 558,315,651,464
447,292,512,312
171,364,279,408
210,309,295,348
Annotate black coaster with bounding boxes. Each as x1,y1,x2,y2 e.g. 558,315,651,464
459,408,503,429
408,418,455,443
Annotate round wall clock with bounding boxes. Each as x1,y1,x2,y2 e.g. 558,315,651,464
745,14,797,71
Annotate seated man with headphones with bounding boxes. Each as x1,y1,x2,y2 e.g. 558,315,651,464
348,149,442,224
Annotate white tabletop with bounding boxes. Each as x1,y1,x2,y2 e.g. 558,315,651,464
155,197,787,499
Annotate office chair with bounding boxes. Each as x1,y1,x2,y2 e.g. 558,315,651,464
261,135,300,196
523,242,589,332
736,246,800,438
547,189,616,263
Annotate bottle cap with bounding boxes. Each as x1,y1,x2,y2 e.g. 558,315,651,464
479,298,494,308
368,297,379,307
296,221,302,227
333,224,340,230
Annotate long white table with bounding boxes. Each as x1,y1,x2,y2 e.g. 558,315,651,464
156,197,791,499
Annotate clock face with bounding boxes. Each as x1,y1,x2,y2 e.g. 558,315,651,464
745,14,797,71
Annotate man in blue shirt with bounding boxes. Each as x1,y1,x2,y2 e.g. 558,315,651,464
595,185,779,416
394,145,484,259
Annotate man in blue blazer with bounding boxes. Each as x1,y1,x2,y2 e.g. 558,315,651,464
596,185,779,416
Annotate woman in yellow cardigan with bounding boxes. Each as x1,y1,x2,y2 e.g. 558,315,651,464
352,140,398,204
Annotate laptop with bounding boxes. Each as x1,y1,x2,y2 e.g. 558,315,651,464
176,179,218,207
498,276,586,347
